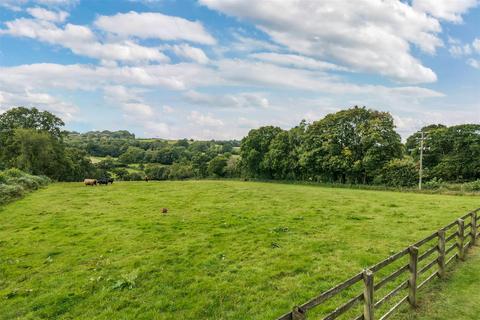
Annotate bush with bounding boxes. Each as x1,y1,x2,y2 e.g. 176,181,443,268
423,177,445,190
168,163,194,180
145,165,170,180
208,156,228,177
0,184,25,205
123,172,145,181
0,169,50,205
4,168,26,178
375,158,417,187
463,180,480,192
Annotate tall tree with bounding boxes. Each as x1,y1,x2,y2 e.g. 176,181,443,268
301,106,402,183
240,126,283,178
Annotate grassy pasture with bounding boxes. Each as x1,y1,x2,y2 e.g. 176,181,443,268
0,181,478,319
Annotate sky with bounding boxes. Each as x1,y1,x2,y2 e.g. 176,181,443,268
0,0,479,140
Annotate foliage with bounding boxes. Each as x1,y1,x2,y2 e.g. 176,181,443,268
240,126,283,178
423,177,445,190
118,146,146,164
168,163,194,180
144,164,170,180
406,124,480,182
0,168,50,205
1,181,478,319
462,180,480,192
122,172,145,181
207,155,228,177
374,157,418,187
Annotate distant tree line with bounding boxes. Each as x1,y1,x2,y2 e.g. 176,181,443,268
239,106,480,187
1,106,480,187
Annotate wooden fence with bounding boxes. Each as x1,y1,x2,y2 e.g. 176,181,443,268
276,208,480,320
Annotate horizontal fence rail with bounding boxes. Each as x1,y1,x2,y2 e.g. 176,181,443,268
276,208,480,320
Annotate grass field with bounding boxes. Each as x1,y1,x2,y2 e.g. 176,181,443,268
0,181,479,319
394,246,480,320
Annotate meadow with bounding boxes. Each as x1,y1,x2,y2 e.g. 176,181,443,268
0,181,479,319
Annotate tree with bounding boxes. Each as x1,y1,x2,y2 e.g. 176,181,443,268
301,106,402,183
374,157,418,187
406,124,480,182
9,128,65,179
208,155,228,177
0,107,64,140
264,121,306,180
145,164,170,180
119,146,145,164
0,107,65,166
240,126,283,178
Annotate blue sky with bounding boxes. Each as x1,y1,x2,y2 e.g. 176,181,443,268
0,0,479,139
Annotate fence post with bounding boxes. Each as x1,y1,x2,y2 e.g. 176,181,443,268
291,306,305,320
471,211,477,246
408,246,419,307
437,230,446,279
457,218,465,261
363,269,374,320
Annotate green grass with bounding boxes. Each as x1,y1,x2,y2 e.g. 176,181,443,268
89,156,117,164
394,246,480,320
0,181,479,319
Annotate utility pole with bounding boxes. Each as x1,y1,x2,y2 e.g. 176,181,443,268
418,131,426,190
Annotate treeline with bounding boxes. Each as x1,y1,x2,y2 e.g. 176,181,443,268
239,107,480,187
65,130,240,181
2,106,480,188
0,107,97,181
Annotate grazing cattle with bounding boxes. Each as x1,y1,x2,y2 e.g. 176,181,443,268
162,208,168,214
97,178,108,185
144,176,149,182
108,178,114,184
84,179,97,186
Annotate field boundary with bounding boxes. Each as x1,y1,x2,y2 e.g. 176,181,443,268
276,208,480,320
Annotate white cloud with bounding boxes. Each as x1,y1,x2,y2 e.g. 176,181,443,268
0,0,78,11
412,0,479,23
449,44,472,57
171,44,209,64
229,33,282,53
0,18,170,64
467,58,480,69
0,87,78,121
473,39,480,53
34,0,78,6
188,110,224,127
200,0,452,83
94,11,216,45
249,52,347,71
162,105,174,113
184,90,270,109
26,7,69,22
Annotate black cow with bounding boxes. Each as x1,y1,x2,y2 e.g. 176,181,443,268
97,178,109,185
108,178,114,184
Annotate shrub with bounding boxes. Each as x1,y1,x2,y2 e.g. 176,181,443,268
145,165,170,180
208,156,228,177
0,169,50,205
4,168,26,178
375,158,417,187
0,184,25,205
168,163,194,180
423,177,445,190
463,180,480,192
123,172,145,181
7,176,41,190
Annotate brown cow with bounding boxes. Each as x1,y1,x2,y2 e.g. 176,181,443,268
84,179,97,186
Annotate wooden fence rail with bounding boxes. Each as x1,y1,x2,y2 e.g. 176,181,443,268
276,208,480,320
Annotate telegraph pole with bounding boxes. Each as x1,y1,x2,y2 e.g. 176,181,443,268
418,131,427,190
